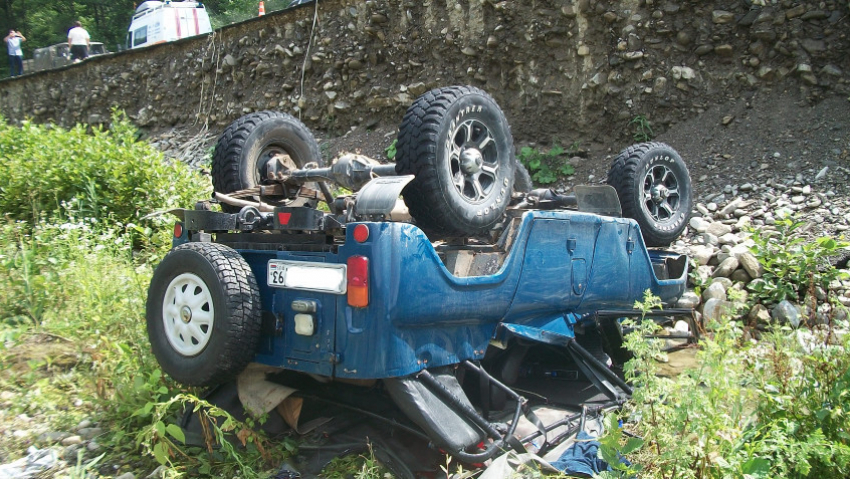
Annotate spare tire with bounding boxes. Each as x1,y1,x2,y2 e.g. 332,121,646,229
606,142,692,246
395,86,515,236
146,242,262,387
212,111,321,212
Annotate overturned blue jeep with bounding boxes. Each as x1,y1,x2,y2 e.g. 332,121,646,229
146,86,693,464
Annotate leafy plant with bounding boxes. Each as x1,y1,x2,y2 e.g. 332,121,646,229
385,139,398,161
321,442,392,479
747,216,850,305
0,110,208,250
596,414,644,479
439,454,478,479
135,393,291,478
68,450,107,479
631,115,654,142
517,142,577,184
600,288,850,479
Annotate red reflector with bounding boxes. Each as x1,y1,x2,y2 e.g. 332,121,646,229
347,256,369,308
173,222,183,238
353,224,370,243
278,212,292,225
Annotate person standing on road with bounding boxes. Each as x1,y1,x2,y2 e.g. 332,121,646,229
67,21,90,62
5,29,26,77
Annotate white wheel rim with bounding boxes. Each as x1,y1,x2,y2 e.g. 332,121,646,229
162,273,215,356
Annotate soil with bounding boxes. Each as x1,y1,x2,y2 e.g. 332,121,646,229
319,89,850,202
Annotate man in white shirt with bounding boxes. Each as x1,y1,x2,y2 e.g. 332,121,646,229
5,29,25,77
67,21,91,62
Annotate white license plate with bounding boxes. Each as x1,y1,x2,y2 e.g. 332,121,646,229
267,260,347,294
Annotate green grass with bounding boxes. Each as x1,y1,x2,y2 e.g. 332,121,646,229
0,114,288,477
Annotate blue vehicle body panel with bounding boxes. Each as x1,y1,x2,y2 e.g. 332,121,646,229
240,210,687,380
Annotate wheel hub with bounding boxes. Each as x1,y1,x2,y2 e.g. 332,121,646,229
641,163,680,223
162,272,215,357
650,184,669,203
459,148,484,175
447,114,503,206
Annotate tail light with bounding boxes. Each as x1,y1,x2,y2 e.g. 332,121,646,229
347,256,369,307
173,222,184,238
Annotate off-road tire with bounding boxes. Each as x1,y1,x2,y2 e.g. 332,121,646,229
607,142,692,246
395,86,515,236
513,162,533,194
212,111,321,213
146,242,262,387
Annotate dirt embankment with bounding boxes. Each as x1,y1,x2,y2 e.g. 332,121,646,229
0,0,846,159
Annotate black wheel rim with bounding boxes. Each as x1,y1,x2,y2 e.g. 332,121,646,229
447,119,500,204
641,163,681,223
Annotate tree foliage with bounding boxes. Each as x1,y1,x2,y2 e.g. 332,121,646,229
1,0,303,76
1,0,136,60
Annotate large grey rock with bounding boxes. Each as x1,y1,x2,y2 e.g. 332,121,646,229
690,245,715,265
702,298,737,324
699,233,720,246
689,217,710,233
718,233,741,245
712,11,735,24
772,300,802,328
737,251,764,279
61,435,83,446
677,291,701,309
702,281,728,301
719,197,743,217
712,257,740,278
730,268,752,284
748,303,771,325
693,265,714,285
705,222,732,237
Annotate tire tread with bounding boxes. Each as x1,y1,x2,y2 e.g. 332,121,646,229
396,86,514,236
147,242,262,387
606,142,691,246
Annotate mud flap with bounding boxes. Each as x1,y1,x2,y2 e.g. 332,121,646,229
355,175,414,218
384,369,483,452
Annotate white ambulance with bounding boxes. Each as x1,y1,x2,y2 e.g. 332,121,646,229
127,0,213,49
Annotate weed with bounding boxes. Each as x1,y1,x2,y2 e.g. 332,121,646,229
633,289,663,317
599,282,850,478
135,393,291,478
439,454,478,479
68,450,106,479
321,441,392,479
384,139,398,161
746,216,850,305
517,142,577,184
320,141,333,164
631,115,654,142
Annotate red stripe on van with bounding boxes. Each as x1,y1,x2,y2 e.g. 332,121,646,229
174,10,182,37
193,9,199,35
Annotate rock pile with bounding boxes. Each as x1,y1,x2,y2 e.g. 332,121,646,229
674,176,850,332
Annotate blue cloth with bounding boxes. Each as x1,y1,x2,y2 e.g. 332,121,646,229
550,431,613,476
